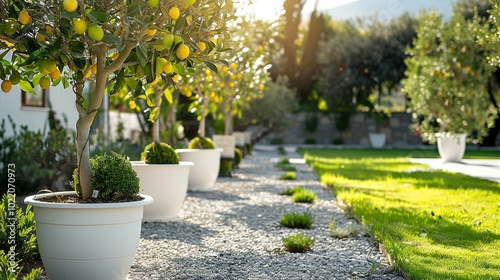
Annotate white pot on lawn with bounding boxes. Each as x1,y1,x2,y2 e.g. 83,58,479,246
132,161,193,222
176,149,222,191
369,133,386,148
24,191,153,280
437,133,467,162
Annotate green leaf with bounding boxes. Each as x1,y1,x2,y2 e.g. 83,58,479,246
137,41,150,67
204,60,218,73
173,63,186,78
133,80,144,98
101,35,121,45
19,80,34,94
111,69,125,95
86,11,108,23
127,3,142,17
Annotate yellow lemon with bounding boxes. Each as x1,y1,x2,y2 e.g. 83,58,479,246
63,0,78,12
36,33,45,42
197,41,206,51
73,18,87,35
175,43,190,60
172,74,179,82
49,69,61,80
91,64,97,74
18,10,31,25
39,76,51,89
148,0,159,8
129,100,137,110
163,62,173,73
169,7,180,20
146,28,157,36
1,80,13,93
46,25,54,36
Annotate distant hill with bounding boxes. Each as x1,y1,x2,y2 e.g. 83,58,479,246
307,0,458,22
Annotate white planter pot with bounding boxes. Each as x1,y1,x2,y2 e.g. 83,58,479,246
24,191,153,280
437,133,467,162
213,134,235,159
369,133,386,148
131,161,193,222
176,149,222,191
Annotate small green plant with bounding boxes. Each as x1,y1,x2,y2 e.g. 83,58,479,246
283,233,314,253
278,157,290,165
1,194,43,278
141,142,180,164
291,189,316,203
187,137,215,149
234,148,242,167
281,186,306,196
280,212,313,229
280,172,296,180
73,152,141,201
329,218,366,238
219,159,233,177
275,157,296,171
277,146,286,155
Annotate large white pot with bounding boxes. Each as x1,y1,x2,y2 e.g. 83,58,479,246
24,191,153,280
369,133,386,148
132,161,193,222
176,149,222,191
437,133,467,162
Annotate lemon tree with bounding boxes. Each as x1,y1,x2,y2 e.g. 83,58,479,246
0,0,235,200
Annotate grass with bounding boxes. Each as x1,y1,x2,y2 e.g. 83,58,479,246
300,148,500,280
280,171,296,180
283,233,314,253
291,189,316,203
275,157,296,171
281,186,306,196
280,212,314,229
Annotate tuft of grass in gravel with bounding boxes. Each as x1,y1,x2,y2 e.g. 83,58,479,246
301,148,500,280
329,218,367,238
291,189,316,203
280,172,296,180
281,186,306,196
283,233,314,253
280,212,313,229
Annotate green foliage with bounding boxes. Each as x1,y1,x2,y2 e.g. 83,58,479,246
141,142,179,164
280,172,296,180
302,148,500,279
74,152,140,201
280,212,313,229
275,158,296,171
219,158,233,177
282,233,314,253
277,146,286,155
281,186,306,196
0,194,42,278
270,138,284,145
0,116,77,195
234,148,242,167
291,189,316,203
304,138,316,145
187,137,215,149
402,10,497,143
304,113,319,133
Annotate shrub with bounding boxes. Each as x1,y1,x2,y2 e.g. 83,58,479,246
0,116,77,195
292,189,316,203
280,172,296,180
187,137,215,149
73,152,140,201
234,148,242,167
219,159,233,177
270,138,284,145
0,194,43,278
280,212,313,229
304,138,316,145
283,233,314,253
141,142,179,164
277,146,286,155
281,186,306,196
304,113,320,133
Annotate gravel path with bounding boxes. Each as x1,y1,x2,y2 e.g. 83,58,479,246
128,145,403,280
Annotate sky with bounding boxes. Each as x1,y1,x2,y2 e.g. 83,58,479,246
237,0,457,22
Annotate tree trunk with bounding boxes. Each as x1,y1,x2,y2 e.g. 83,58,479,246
198,92,210,138
152,88,162,143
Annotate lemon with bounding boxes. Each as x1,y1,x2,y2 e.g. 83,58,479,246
169,7,180,20
197,41,206,51
87,24,104,41
1,80,12,93
129,100,137,110
172,74,179,82
185,0,196,5
175,43,190,60
18,10,31,25
163,62,173,73
63,0,78,12
146,28,157,36
73,18,87,35
39,76,51,89
49,69,61,80
91,64,97,74
36,33,45,42
148,0,159,8
46,25,54,36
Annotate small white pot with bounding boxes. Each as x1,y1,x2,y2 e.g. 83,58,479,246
437,133,467,162
131,161,193,222
24,191,153,280
176,149,222,191
369,133,386,148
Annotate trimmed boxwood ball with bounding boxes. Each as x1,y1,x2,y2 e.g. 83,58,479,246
73,152,140,201
234,147,242,167
219,159,233,177
187,137,215,149
141,141,179,164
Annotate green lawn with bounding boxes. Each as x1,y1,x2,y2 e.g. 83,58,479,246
299,148,500,280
